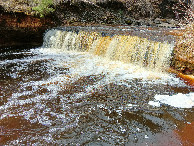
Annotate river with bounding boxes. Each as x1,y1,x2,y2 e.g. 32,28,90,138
0,27,193,145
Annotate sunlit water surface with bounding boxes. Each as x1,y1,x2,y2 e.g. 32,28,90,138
0,46,193,145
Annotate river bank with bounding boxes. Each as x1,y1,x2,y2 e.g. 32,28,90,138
0,0,185,48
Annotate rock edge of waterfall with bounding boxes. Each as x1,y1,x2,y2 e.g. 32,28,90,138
0,0,193,76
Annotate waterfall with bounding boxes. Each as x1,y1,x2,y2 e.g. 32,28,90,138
43,28,174,71
1,27,193,145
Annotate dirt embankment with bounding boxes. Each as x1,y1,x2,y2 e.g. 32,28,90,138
0,4,55,48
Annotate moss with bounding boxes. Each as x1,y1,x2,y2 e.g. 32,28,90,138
32,0,54,17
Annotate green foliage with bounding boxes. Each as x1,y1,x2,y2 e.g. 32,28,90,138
32,0,54,17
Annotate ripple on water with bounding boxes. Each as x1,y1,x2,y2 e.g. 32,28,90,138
0,47,193,145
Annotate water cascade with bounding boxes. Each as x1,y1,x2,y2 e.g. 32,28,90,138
1,27,193,145
43,29,174,72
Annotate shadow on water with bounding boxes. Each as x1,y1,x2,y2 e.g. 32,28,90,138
0,45,41,60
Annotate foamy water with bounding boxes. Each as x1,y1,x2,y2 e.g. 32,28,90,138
149,93,194,108
0,29,193,145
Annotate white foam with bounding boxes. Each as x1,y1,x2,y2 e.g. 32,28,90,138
148,101,161,107
32,47,187,87
149,93,194,108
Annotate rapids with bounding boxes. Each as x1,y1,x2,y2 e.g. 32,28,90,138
0,27,193,145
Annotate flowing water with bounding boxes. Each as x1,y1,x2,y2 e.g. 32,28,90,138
0,27,194,145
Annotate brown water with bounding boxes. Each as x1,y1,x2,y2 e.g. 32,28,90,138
0,27,194,145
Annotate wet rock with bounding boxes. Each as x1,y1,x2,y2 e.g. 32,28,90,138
166,19,179,25
125,19,133,25
147,20,156,27
135,19,144,26
153,18,179,27
154,18,162,24
158,23,176,28
170,24,194,75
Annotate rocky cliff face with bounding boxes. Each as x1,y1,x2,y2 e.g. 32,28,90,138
172,23,194,75
1,0,189,26
51,0,185,26
0,0,185,48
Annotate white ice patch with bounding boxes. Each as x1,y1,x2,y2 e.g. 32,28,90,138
149,92,194,108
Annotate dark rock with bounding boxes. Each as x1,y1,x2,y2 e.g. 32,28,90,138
159,0,177,19
166,19,179,25
96,0,126,11
0,5,4,12
159,0,192,19
125,18,134,25
147,19,155,26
